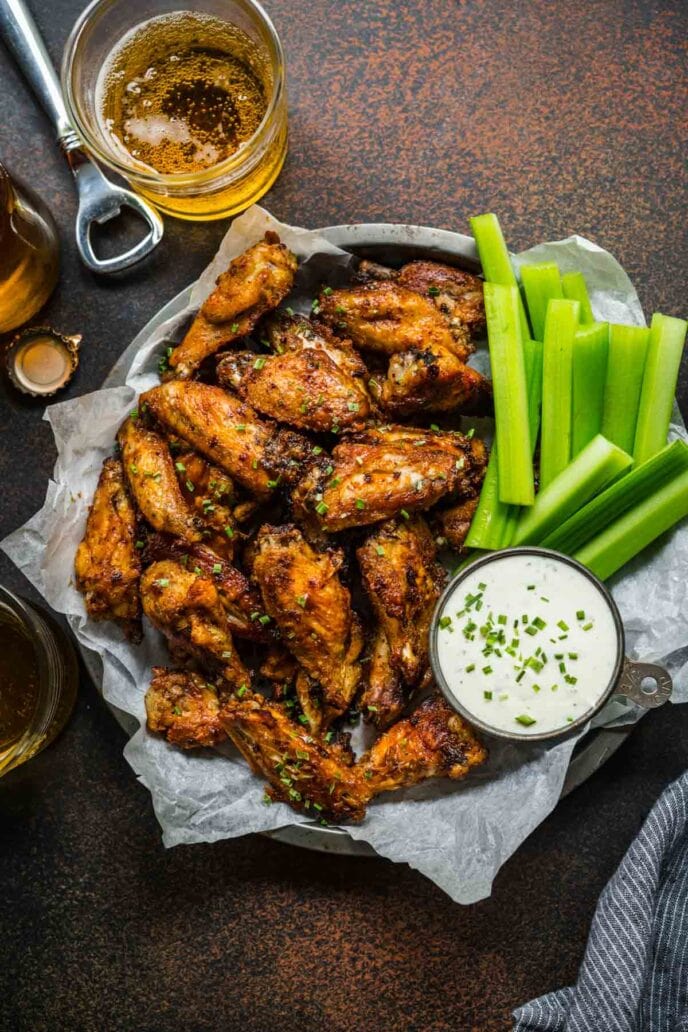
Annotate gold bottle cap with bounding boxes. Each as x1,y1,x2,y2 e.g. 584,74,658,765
5,327,81,397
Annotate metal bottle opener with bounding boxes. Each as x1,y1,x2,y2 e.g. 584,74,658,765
0,0,163,274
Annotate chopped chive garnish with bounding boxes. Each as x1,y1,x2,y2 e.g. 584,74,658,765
259,614,271,625
527,584,535,590
439,616,452,630
400,509,410,520
540,596,550,603
498,614,507,625
568,652,578,660
312,445,323,455
576,610,586,620
515,714,536,726
225,525,234,538
583,622,593,631
525,626,538,636
482,665,493,675
355,499,365,510
316,501,329,515
135,540,144,549
175,461,186,472
296,595,307,608
478,582,487,591
499,693,509,701
532,684,541,693
483,690,493,700
466,663,476,673
532,616,546,629
253,357,267,370
557,620,569,631
516,670,526,683
376,545,385,556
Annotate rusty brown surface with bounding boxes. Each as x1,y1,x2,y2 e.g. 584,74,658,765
0,0,687,1029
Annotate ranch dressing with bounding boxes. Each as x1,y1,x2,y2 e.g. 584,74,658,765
435,553,619,736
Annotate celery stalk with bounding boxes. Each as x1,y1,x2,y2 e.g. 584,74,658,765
633,313,687,465
540,298,579,489
469,213,531,341
520,262,563,341
601,324,650,453
512,434,632,546
466,339,543,550
561,271,594,323
575,468,688,580
543,440,688,554
572,322,609,456
483,282,534,505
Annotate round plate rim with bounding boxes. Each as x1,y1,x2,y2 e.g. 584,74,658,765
92,220,632,858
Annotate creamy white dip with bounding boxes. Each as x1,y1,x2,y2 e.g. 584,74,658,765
435,553,620,736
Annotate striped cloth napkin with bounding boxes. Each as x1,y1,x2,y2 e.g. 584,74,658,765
513,772,688,1032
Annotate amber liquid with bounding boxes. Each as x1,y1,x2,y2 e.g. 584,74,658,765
96,13,286,219
0,166,60,334
0,611,41,772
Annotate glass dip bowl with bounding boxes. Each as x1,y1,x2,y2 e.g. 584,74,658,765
61,0,288,220
429,548,672,743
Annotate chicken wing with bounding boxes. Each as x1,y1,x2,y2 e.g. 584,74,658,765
142,381,313,500
166,233,298,379
250,524,363,730
293,425,487,532
143,534,271,642
74,456,142,641
357,517,445,726
397,260,485,339
141,560,250,690
432,496,480,552
318,279,472,360
217,315,373,432
118,416,205,545
145,667,228,749
220,692,368,822
358,692,487,795
317,279,491,417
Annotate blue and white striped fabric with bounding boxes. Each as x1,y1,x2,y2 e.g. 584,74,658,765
513,772,688,1032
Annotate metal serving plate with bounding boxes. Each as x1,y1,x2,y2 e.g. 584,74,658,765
95,222,632,857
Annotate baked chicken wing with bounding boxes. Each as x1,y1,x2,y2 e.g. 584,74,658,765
357,517,445,726
143,535,270,642
358,692,487,795
251,524,363,730
173,449,237,558
293,425,487,532
356,258,486,340
217,315,373,432
166,233,298,379
142,381,313,500
141,560,250,690
220,692,368,822
317,279,490,417
74,457,142,641
145,667,228,749
118,416,205,545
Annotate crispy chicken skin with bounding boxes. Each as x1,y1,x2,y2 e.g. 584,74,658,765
396,261,486,339
251,524,363,730
357,517,445,726
75,457,142,641
317,279,491,416
220,692,368,822
167,233,298,379
217,315,373,432
293,426,487,532
145,667,227,749
358,692,488,796
143,535,270,642
173,449,237,558
432,496,480,552
142,381,313,500
118,416,205,545
141,560,250,690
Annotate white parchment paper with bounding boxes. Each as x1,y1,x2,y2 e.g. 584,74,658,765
4,206,687,904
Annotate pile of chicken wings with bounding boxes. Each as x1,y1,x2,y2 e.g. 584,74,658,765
75,231,492,823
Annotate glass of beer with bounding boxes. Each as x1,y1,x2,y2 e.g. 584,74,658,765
62,0,288,221
0,586,78,777
0,164,59,335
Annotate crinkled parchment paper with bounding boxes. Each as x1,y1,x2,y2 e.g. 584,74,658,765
4,206,687,905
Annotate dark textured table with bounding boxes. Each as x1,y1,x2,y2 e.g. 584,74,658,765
1,1,687,1030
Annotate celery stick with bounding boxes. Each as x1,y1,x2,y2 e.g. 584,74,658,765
601,324,650,453
540,298,579,489
512,434,632,546
562,271,594,323
466,339,543,549
633,313,687,465
572,322,609,456
543,440,688,554
469,213,531,341
500,339,544,546
575,468,688,580
520,262,563,341
483,282,534,506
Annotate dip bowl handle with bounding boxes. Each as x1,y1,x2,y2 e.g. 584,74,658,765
616,659,672,709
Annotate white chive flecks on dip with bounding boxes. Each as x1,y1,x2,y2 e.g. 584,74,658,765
435,553,619,736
